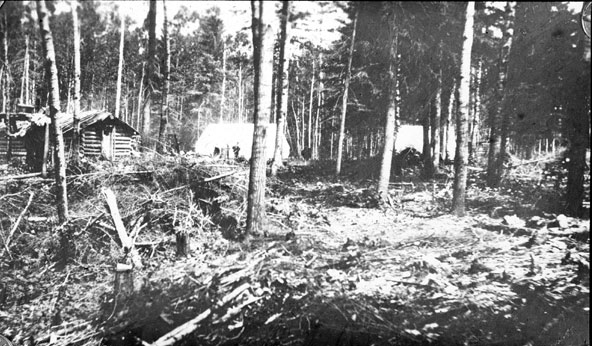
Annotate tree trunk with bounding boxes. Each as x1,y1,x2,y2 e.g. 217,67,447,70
114,13,125,119
431,67,442,170
2,13,9,113
37,0,69,223
20,35,29,104
137,62,145,129
487,1,516,187
247,0,274,236
271,0,291,176
238,61,243,122
565,29,591,217
307,60,315,152
336,8,358,175
71,1,81,164
422,104,432,178
142,0,157,149
451,1,475,216
446,81,457,162
220,39,226,123
469,60,482,164
158,0,170,153
378,28,399,199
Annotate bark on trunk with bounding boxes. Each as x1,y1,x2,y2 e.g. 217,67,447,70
271,0,291,176
487,1,516,187
142,0,157,149
71,1,81,164
422,104,432,178
220,40,226,123
336,8,358,175
247,0,274,236
37,0,69,223
378,29,398,199
158,0,170,153
431,68,442,170
114,13,125,119
452,1,475,216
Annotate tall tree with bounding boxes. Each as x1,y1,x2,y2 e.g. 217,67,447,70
486,1,516,187
565,4,591,216
37,0,69,223
377,12,398,200
71,0,81,164
142,0,157,148
335,8,358,175
271,0,291,176
247,0,275,236
114,11,125,119
158,0,171,153
452,1,475,216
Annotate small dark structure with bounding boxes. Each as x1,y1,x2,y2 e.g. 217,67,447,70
1,107,139,166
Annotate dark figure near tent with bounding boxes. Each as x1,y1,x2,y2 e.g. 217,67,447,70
213,147,221,157
301,147,312,160
232,143,240,159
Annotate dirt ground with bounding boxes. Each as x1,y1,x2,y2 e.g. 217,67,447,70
0,156,589,346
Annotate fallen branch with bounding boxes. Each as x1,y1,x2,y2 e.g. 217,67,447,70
200,171,237,184
151,282,251,346
0,172,42,181
1,191,34,258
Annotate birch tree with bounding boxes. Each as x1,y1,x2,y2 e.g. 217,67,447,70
114,11,125,119
335,8,358,175
487,1,516,187
271,0,291,176
377,13,398,200
37,0,69,223
142,0,157,148
158,0,171,153
247,0,275,236
452,1,475,216
71,0,81,164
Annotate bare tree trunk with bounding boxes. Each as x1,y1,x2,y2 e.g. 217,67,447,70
2,13,9,113
238,61,243,122
445,80,456,162
565,23,591,217
115,12,125,119
37,0,69,223
137,62,145,129
422,105,432,178
452,1,475,216
247,0,274,236
487,1,516,187
378,27,399,200
142,0,157,149
336,8,358,175
271,0,291,176
158,0,170,153
307,60,315,151
431,67,442,170
469,60,482,164
20,36,29,104
219,39,226,123
71,0,81,164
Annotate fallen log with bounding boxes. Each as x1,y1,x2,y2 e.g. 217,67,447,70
1,191,34,258
0,172,42,181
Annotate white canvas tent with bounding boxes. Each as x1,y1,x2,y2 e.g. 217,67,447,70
395,125,456,154
194,123,291,160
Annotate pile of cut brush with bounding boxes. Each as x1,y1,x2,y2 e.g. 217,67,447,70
0,153,262,345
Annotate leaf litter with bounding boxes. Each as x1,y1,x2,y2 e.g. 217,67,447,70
0,155,589,346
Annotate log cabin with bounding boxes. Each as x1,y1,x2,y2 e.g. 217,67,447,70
1,106,139,165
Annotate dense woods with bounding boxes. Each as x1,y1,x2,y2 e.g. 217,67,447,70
0,1,590,345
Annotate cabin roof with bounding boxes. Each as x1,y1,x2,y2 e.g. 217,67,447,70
57,110,139,135
1,110,139,137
